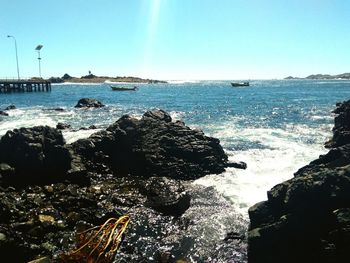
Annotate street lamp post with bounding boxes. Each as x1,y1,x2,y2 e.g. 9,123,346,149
35,45,43,78
7,35,20,80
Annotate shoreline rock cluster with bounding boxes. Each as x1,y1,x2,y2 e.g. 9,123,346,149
0,104,246,262
47,73,167,84
248,100,350,263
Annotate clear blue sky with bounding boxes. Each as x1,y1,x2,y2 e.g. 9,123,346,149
0,0,349,80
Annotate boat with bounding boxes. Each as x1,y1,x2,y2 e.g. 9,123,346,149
231,82,249,87
111,86,138,91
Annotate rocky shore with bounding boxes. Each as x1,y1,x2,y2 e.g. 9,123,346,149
248,100,350,263
48,73,167,84
0,106,247,262
285,72,350,79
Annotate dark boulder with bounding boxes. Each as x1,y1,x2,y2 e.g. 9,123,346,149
74,98,105,108
227,161,247,169
56,123,71,130
73,109,229,180
0,126,75,184
325,100,350,148
248,166,350,263
0,111,8,116
4,105,16,111
140,177,191,216
43,108,65,112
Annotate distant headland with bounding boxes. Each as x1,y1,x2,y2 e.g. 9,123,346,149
285,72,350,80
47,73,167,84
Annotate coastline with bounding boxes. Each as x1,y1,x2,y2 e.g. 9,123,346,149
48,74,168,84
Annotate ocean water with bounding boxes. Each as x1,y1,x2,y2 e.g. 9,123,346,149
1,79,350,260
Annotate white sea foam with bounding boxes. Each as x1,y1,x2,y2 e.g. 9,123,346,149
166,80,200,84
0,109,57,136
169,111,186,121
194,122,329,216
63,129,101,144
53,82,104,86
104,80,147,85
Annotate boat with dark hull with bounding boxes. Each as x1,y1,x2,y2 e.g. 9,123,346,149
111,86,138,91
231,82,249,87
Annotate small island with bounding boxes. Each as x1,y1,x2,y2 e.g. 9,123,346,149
47,73,167,84
285,72,350,80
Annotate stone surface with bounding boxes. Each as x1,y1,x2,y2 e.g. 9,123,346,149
141,177,191,216
4,105,16,110
74,98,105,108
73,109,229,180
325,100,350,148
227,161,247,169
0,126,73,184
56,122,71,130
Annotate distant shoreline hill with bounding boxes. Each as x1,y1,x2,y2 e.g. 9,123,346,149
285,73,350,80
48,73,167,84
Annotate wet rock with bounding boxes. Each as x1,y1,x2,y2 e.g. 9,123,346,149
0,163,15,177
56,122,71,130
227,161,247,169
74,98,105,108
73,109,229,180
141,177,191,217
0,111,8,116
325,100,350,148
0,126,74,184
4,105,16,110
43,108,65,112
224,232,245,242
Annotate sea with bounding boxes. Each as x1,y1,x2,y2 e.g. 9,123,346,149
1,79,350,261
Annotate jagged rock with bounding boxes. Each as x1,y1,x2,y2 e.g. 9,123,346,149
325,100,350,148
43,108,65,112
72,109,229,180
249,166,350,263
248,101,350,263
56,123,71,130
0,126,76,184
0,111,8,116
74,98,105,108
140,177,191,216
4,105,16,110
0,163,15,177
227,161,247,169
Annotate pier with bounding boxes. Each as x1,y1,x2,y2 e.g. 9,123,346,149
0,79,51,93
